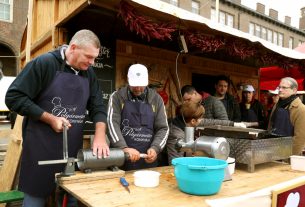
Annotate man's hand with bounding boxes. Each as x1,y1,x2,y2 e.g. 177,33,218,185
145,148,157,163
123,148,140,162
233,122,247,128
241,122,259,128
40,112,71,132
92,122,109,159
92,135,109,159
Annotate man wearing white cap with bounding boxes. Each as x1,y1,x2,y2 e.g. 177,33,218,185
239,84,266,129
107,64,169,170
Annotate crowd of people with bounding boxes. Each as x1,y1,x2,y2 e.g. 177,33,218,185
5,29,305,207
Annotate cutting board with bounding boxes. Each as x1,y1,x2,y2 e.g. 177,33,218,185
57,169,125,185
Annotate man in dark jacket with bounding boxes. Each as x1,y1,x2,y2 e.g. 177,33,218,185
214,75,241,122
268,77,305,155
239,84,266,129
5,30,109,207
107,64,169,170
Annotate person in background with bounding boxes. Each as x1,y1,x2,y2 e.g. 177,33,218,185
181,85,228,120
166,101,246,165
214,75,241,122
107,63,169,170
5,30,109,207
266,89,279,120
268,77,305,155
239,84,266,129
167,102,205,164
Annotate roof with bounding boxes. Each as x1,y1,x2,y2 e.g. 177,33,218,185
131,0,305,60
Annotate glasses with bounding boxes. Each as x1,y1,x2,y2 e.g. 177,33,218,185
277,86,291,90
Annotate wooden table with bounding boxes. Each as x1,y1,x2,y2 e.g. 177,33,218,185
59,162,305,207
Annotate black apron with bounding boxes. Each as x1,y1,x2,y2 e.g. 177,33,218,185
19,63,89,197
120,100,156,170
241,106,258,122
272,108,294,136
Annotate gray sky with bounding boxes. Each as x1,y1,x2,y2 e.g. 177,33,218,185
241,0,305,28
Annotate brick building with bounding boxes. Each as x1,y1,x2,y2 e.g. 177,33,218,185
162,0,305,49
0,0,28,76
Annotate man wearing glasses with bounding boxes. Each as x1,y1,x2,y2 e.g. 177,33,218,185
268,77,305,155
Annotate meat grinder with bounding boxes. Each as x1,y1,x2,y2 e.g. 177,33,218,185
175,127,232,181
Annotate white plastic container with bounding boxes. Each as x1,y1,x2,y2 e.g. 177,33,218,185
290,155,305,171
133,170,161,187
226,157,236,175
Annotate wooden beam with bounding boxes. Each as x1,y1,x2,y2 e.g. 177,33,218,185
53,0,89,27
25,0,34,63
0,115,23,193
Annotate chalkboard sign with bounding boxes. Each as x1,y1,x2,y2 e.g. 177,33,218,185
92,37,116,104
83,37,116,134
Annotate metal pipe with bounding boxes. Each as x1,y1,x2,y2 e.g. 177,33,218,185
63,124,68,160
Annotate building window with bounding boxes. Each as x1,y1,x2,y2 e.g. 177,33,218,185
289,37,294,49
261,27,267,40
211,8,216,21
267,29,272,42
255,24,261,37
169,0,179,7
273,32,278,45
0,0,11,21
191,1,199,14
299,40,304,46
219,11,226,25
211,8,234,27
249,23,254,35
227,14,234,27
278,33,283,47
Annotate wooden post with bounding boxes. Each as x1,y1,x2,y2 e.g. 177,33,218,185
25,0,34,63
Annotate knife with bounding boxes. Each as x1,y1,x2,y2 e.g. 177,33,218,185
120,177,130,193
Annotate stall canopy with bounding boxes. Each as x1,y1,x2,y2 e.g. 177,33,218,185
260,66,304,90
260,44,305,91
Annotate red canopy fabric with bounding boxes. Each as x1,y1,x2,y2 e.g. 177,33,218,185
260,66,304,90
260,44,305,91
294,43,305,53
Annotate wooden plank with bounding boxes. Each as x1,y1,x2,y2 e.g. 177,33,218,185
0,144,8,151
59,163,305,207
57,170,125,185
0,115,23,192
0,152,5,161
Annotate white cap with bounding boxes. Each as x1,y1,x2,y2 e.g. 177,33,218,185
243,84,255,92
127,64,148,87
269,89,279,95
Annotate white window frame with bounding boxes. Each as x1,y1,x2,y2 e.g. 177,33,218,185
289,37,294,49
227,13,234,28
278,33,283,47
255,24,261,37
267,29,273,42
211,8,216,22
219,11,226,25
261,27,267,40
169,0,179,7
0,0,13,22
273,32,278,45
191,0,200,14
249,23,255,35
